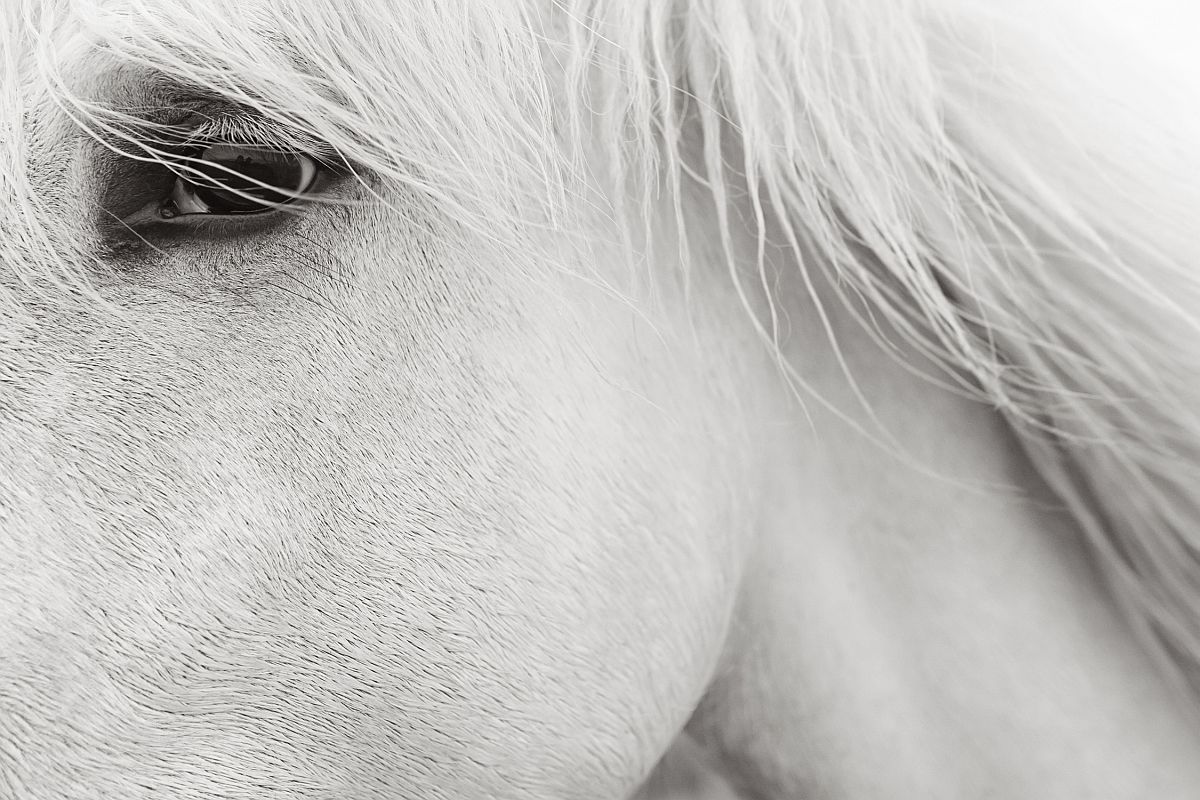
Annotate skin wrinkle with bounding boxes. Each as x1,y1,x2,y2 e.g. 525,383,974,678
3,1,1200,799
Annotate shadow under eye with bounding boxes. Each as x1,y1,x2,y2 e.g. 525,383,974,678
98,202,303,276
104,167,338,255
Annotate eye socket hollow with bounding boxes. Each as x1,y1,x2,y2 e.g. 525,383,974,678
161,144,319,218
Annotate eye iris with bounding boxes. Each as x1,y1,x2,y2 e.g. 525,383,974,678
167,145,317,216
193,150,297,211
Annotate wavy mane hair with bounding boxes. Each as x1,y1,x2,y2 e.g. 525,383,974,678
5,0,1200,703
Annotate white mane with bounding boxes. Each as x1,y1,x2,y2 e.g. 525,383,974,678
7,0,1200,701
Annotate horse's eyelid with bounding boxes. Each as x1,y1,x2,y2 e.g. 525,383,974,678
174,113,340,165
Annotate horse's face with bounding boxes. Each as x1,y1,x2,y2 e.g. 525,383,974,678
1,52,760,799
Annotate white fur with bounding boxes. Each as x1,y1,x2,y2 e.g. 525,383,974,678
3,0,1199,797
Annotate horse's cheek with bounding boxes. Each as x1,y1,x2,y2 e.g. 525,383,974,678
0,247,741,797
292,248,748,795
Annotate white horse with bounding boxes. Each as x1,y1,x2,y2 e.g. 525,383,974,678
3,0,1199,797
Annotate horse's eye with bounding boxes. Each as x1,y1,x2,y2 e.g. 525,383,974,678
159,144,319,218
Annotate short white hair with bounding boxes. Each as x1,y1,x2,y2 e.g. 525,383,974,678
6,0,1200,701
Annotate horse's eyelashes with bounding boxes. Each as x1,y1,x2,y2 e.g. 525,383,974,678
157,144,322,219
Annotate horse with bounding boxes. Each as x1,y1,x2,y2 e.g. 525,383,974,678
2,0,1199,797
